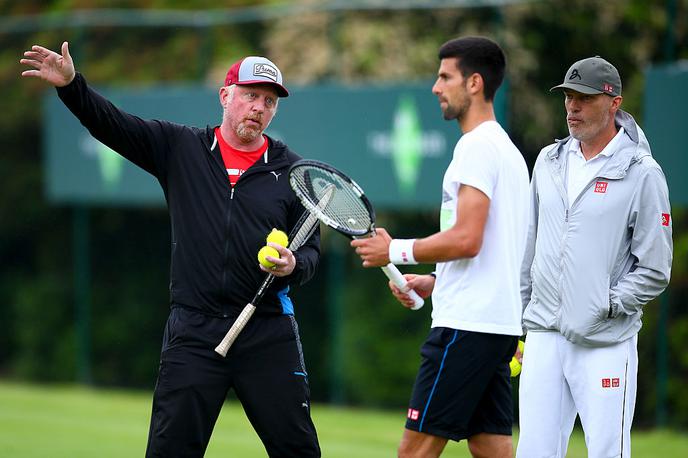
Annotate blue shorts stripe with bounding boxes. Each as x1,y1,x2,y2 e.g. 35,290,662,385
419,329,459,432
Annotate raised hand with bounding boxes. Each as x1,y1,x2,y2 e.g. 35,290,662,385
20,41,75,87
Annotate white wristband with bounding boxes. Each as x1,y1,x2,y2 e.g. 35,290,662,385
389,239,418,265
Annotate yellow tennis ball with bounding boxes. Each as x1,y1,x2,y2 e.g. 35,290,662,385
257,246,280,268
266,229,289,248
510,340,525,378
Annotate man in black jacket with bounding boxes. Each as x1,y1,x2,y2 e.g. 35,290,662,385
22,41,321,457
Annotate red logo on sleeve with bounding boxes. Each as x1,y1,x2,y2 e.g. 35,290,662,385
594,181,608,193
661,213,670,226
407,408,420,421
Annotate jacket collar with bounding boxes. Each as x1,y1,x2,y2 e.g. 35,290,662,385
204,126,291,168
545,109,652,179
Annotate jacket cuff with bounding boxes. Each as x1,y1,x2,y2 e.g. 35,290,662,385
291,251,304,279
56,71,81,95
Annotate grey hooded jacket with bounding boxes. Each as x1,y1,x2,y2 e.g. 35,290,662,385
520,110,672,347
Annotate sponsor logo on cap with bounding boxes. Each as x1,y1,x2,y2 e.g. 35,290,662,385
603,83,614,93
569,69,582,80
253,63,278,82
662,213,670,226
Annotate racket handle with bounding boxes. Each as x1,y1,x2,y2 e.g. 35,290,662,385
381,264,424,311
215,303,257,357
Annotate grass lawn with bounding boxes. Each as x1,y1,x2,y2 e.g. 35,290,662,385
1,380,686,457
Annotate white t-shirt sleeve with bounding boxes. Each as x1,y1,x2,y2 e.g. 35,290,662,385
449,134,498,199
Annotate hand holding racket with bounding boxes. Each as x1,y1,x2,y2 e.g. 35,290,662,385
388,272,436,310
288,159,424,310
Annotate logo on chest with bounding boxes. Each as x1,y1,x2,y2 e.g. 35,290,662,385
594,181,608,194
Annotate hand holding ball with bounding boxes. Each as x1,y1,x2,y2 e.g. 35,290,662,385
258,229,289,269
267,229,289,248
510,340,525,378
258,246,280,268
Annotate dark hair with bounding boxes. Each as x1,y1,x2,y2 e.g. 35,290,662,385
438,36,506,102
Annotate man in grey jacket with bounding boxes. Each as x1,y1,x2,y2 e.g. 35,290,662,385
517,57,672,458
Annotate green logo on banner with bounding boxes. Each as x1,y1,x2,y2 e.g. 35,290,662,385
97,143,124,192
391,94,422,196
81,135,125,193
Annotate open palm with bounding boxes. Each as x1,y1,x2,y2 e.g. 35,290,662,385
20,41,75,87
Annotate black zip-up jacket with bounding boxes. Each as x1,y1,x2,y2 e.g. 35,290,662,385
57,73,320,317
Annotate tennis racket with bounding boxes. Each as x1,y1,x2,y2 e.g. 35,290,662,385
214,185,334,357
288,159,424,310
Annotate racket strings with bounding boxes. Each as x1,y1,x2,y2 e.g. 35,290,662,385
290,166,372,235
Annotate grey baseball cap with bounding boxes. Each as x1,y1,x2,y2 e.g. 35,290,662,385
550,56,622,96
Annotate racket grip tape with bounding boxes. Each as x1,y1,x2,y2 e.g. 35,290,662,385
381,264,424,311
214,303,257,357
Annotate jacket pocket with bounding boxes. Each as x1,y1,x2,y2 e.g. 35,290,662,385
560,274,611,343
523,260,558,330
598,274,612,321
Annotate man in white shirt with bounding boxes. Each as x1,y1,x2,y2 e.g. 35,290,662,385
352,36,530,458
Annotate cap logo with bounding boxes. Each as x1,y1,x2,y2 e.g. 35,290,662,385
603,83,614,93
253,63,278,82
569,69,582,80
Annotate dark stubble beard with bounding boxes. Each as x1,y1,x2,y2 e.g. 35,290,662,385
442,95,471,122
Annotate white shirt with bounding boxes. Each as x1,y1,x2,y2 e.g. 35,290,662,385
566,127,625,202
432,121,530,335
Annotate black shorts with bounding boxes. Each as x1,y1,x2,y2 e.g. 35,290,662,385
146,306,320,457
405,328,517,442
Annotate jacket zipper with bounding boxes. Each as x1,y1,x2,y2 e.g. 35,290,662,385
220,185,235,318
545,155,568,315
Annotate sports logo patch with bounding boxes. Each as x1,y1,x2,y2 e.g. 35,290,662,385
603,83,614,93
407,408,419,421
662,213,670,227
601,377,620,388
569,69,582,80
594,181,608,193
253,63,278,82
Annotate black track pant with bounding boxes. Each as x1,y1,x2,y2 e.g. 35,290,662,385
145,306,320,457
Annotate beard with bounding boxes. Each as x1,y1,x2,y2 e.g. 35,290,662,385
233,115,272,144
235,122,262,143
442,95,471,122
568,109,611,143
